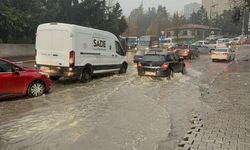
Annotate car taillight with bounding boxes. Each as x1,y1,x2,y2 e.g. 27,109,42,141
161,64,169,70
69,50,75,67
137,63,143,68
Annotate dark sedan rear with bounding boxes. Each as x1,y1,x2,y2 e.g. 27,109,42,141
137,52,186,79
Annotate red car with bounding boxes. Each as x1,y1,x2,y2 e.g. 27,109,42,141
0,58,51,99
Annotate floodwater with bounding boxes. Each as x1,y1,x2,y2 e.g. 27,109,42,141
0,49,240,150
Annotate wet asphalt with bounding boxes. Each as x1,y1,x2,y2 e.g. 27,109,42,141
0,47,244,150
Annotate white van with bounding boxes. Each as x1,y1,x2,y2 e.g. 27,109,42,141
35,23,127,82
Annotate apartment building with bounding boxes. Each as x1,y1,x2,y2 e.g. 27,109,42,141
184,2,202,19
202,0,231,18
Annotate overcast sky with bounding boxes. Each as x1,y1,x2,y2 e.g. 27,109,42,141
116,0,202,16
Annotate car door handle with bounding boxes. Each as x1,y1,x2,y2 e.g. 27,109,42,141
53,54,58,56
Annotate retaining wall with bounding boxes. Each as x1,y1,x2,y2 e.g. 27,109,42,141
0,44,35,58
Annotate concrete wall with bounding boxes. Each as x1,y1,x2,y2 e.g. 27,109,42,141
0,44,35,58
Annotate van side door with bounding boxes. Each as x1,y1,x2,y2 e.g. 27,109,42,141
76,33,101,66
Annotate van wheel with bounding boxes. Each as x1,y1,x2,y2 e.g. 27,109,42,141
27,81,46,97
50,76,60,81
80,68,92,83
119,63,127,74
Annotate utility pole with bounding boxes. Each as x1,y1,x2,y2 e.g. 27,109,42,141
209,4,217,39
242,7,246,36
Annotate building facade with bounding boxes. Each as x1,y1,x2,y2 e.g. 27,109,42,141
184,2,202,19
202,0,231,18
165,24,221,41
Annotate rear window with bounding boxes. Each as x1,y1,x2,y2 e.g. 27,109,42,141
176,45,188,49
136,50,146,55
143,55,165,62
215,48,228,52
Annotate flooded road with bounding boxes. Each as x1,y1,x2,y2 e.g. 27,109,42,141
0,49,239,150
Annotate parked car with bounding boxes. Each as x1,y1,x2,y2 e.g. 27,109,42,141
35,23,127,83
137,52,186,80
174,44,198,59
211,48,236,62
192,40,216,54
216,38,229,48
192,40,209,47
232,37,241,45
0,58,51,99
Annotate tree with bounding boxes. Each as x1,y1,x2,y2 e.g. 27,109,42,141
126,5,170,36
171,12,186,41
146,23,158,35
105,2,127,36
0,0,128,43
156,5,170,33
189,6,209,25
213,10,242,35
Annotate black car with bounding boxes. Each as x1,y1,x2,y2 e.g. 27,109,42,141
133,49,163,63
137,52,186,79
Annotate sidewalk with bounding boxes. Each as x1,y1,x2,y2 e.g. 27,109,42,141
176,46,250,150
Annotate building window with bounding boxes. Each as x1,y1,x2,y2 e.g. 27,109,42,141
183,30,188,36
192,30,196,36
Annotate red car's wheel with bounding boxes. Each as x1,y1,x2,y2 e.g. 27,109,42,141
27,81,46,97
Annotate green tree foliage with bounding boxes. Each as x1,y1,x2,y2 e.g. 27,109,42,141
213,10,242,36
146,23,158,35
189,6,209,25
0,0,127,43
127,4,243,37
126,5,171,36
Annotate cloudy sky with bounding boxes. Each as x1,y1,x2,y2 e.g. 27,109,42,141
116,0,202,16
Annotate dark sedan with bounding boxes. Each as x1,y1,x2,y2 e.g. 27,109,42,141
137,52,186,79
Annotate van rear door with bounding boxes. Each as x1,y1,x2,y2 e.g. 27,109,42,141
36,30,52,66
50,30,71,66
36,29,71,67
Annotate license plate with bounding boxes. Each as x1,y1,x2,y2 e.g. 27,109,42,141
145,71,156,76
